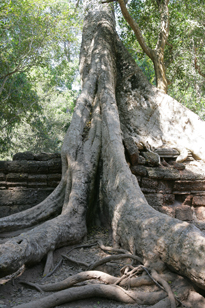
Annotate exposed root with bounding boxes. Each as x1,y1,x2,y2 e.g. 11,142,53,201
98,240,130,254
62,254,89,268
17,243,194,308
16,283,167,308
151,269,176,308
45,244,97,280
0,213,87,278
150,297,171,308
20,281,44,293
43,248,54,277
0,181,65,233
88,254,142,270
0,265,25,285
42,259,63,280
66,242,97,254
14,284,136,308
20,270,154,292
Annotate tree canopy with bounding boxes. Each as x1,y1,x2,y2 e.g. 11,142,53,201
0,0,204,159
116,0,205,114
0,0,82,159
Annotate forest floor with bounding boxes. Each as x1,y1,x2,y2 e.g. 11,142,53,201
0,226,204,308
0,227,142,308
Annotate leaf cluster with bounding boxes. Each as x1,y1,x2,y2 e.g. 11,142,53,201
116,0,205,116
0,0,82,159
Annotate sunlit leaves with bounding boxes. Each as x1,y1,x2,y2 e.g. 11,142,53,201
0,0,82,159
116,0,205,117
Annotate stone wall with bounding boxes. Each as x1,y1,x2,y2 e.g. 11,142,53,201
1,150,205,229
0,152,61,217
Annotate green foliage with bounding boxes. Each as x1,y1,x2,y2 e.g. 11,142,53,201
116,0,205,116
166,1,205,117
3,89,76,160
0,0,82,159
1,0,205,159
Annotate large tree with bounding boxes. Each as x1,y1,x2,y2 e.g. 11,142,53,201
1,0,205,306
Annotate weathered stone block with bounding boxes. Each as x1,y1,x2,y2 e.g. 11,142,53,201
195,207,205,221
48,159,62,173
0,182,7,187
192,196,205,206
7,161,28,173
173,181,205,192
173,162,185,170
146,167,180,180
124,137,139,166
47,181,60,188
28,174,47,183
141,152,159,167
6,173,28,182
13,151,34,161
47,174,61,181
138,155,146,165
0,173,5,181
28,182,47,188
27,161,49,174
0,206,11,218
175,205,193,221
0,188,52,205
157,180,173,193
7,182,27,187
131,166,147,177
163,194,175,205
0,161,8,173
141,178,158,190
34,153,61,161
47,174,61,187
0,190,13,205
144,193,164,207
154,148,179,158
180,170,204,180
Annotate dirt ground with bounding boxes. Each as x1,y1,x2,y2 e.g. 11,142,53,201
1,226,205,308
0,227,144,308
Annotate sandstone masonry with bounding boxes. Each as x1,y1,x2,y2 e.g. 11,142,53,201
1,150,205,231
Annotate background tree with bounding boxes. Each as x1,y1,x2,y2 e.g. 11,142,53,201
1,0,204,160
0,0,82,159
117,0,170,93
116,0,205,102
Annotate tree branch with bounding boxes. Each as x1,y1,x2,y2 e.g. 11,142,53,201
194,56,205,78
0,75,9,95
117,0,154,60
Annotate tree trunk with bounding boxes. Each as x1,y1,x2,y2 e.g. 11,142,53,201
1,0,205,294
117,0,170,94
153,50,168,93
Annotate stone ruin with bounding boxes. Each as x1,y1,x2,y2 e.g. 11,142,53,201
1,146,205,231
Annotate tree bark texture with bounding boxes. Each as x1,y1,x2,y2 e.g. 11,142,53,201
1,0,205,291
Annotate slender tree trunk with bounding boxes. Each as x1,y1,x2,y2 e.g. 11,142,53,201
1,0,205,294
153,50,168,93
118,0,170,93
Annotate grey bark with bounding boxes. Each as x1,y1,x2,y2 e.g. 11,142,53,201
1,0,205,294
